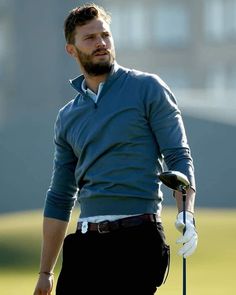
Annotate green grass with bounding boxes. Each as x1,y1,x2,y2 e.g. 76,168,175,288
0,207,236,295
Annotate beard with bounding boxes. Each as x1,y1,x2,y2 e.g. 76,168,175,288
75,47,115,76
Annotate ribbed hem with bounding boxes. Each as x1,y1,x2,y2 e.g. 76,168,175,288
78,196,162,218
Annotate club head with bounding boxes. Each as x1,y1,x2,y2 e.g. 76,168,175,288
158,170,190,192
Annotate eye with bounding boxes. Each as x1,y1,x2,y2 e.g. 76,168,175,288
85,35,94,40
102,32,110,38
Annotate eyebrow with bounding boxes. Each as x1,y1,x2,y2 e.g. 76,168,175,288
83,31,110,38
83,33,96,38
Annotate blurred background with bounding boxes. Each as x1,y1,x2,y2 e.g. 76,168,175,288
1,0,236,213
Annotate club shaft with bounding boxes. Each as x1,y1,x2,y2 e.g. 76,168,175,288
183,257,186,295
183,192,187,295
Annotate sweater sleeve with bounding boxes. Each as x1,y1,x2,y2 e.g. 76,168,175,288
145,77,196,191
44,112,78,221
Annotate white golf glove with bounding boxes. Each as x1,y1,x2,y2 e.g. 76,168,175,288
175,211,198,258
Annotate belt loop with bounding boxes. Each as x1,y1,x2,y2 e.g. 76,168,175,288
153,213,157,223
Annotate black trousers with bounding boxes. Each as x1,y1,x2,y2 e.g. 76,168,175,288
56,221,170,295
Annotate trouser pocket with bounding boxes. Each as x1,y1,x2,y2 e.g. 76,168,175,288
154,222,170,287
156,243,170,287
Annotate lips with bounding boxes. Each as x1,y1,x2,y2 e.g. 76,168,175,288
93,50,109,56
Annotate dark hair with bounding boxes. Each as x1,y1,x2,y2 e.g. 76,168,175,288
64,3,111,44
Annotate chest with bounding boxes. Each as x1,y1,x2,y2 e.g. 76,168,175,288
65,92,151,157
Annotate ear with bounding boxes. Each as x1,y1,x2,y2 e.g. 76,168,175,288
65,44,77,58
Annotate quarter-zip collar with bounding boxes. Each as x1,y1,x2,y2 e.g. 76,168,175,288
81,79,104,103
69,62,124,97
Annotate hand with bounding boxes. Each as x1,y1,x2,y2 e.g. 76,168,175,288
175,211,198,258
33,273,54,295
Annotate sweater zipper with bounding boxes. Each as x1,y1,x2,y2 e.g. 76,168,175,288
82,93,98,109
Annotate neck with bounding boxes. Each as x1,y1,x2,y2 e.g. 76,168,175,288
83,73,108,94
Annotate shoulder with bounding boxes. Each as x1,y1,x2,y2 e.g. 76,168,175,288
126,67,173,95
57,96,79,120
123,68,175,107
54,96,79,135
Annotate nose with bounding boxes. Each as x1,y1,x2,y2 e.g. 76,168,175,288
96,35,106,48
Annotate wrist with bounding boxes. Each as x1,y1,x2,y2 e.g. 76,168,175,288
38,271,54,276
177,211,196,226
177,211,194,219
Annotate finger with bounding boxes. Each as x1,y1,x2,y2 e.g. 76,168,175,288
183,241,197,258
175,220,185,233
181,239,197,258
176,229,196,244
178,237,196,255
178,235,198,257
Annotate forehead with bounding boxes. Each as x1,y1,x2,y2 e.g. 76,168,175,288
75,18,111,37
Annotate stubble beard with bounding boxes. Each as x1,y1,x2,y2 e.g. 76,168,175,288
75,47,115,76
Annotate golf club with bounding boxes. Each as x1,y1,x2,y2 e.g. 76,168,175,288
158,170,190,295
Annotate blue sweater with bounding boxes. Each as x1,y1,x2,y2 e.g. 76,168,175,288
44,62,195,221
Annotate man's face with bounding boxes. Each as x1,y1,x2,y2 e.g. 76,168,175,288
68,18,116,76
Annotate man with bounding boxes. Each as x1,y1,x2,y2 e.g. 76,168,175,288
33,3,198,295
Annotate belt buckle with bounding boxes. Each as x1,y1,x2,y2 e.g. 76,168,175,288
97,220,110,234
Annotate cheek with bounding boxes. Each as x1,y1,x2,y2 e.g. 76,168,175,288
108,38,115,50
75,45,92,57
110,42,116,56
